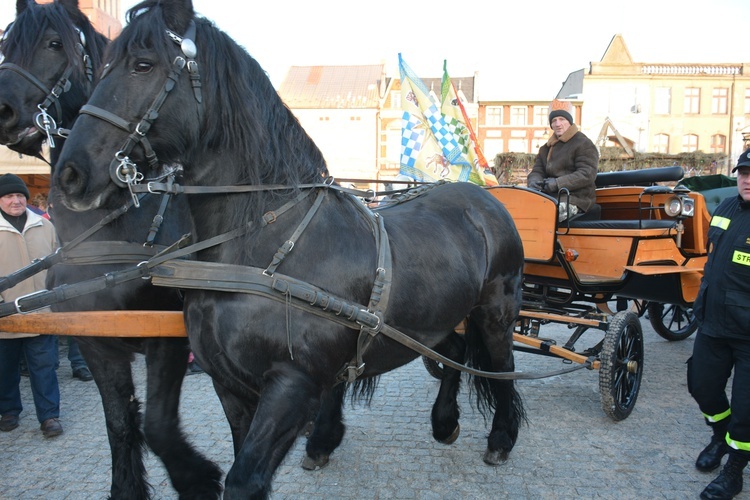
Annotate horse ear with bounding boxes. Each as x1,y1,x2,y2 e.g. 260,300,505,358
160,0,195,35
16,0,34,16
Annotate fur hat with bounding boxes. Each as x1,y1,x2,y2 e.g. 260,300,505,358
549,99,574,125
732,148,750,173
0,173,30,199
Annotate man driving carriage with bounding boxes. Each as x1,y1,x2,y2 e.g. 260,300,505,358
527,99,599,221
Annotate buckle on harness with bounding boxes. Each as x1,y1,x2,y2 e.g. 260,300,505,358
345,363,365,383
14,289,49,314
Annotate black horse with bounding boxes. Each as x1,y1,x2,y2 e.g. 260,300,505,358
53,0,526,497
0,1,222,498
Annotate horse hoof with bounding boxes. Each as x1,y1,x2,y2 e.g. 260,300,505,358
439,424,460,445
483,448,509,466
301,454,329,471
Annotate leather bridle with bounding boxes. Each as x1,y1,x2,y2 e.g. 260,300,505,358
78,21,202,208
0,23,93,148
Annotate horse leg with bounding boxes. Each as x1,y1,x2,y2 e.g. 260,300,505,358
224,362,321,500
431,330,465,445
142,339,223,499
78,340,151,499
465,313,526,466
302,383,347,470
210,377,256,457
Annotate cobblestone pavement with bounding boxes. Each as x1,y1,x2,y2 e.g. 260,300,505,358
0,318,745,499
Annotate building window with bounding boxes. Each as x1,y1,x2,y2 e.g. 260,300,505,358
486,106,502,126
510,106,526,126
655,87,671,115
684,88,700,114
533,106,549,126
712,88,728,114
710,134,726,154
682,134,699,152
654,134,669,154
745,89,750,115
391,92,401,109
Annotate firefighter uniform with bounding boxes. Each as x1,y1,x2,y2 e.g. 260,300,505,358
690,150,750,499
691,193,750,453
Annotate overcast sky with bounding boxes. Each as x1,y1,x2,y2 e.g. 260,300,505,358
3,0,748,100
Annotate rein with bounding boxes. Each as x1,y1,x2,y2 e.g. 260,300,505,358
1,181,594,382
0,28,92,148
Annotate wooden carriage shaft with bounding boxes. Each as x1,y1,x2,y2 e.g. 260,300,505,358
0,310,602,369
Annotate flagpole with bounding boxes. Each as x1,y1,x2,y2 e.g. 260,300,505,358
445,61,489,169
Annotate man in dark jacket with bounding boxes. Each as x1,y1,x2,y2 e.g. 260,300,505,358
689,147,750,499
527,99,599,221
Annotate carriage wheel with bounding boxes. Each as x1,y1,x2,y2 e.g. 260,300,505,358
647,302,697,341
422,356,445,380
599,311,643,421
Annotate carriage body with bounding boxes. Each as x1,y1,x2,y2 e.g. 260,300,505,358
480,165,716,419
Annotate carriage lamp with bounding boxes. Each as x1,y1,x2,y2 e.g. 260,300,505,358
664,192,695,218
663,187,695,248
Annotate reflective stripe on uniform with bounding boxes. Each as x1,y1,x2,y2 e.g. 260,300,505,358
703,408,731,423
728,437,750,452
710,216,731,230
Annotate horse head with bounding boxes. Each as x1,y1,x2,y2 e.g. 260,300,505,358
54,0,326,215
0,0,106,159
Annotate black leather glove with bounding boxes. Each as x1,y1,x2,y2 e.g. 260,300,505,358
528,179,543,191
542,178,558,194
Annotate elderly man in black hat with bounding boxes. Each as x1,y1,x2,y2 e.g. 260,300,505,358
0,173,63,438
689,148,750,499
527,99,599,221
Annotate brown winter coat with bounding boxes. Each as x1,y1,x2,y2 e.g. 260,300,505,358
527,124,599,212
0,209,57,338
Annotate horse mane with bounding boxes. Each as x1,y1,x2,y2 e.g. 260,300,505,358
1,0,108,82
114,1,329,189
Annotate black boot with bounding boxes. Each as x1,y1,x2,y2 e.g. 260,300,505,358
701,454,747,500
697,422,730,472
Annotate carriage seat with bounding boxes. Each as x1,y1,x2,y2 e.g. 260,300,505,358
566,203,675,230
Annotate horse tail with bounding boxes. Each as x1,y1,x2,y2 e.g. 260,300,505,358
464,316,526,426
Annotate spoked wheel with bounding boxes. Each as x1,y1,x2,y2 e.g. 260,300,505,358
647,302,697,341
422,356,445,380
599,311,643,421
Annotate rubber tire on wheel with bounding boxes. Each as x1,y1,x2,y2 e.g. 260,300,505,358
599,311,643,421
647,302,697,341
422,356,445,380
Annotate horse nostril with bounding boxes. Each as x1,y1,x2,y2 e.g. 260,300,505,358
58,162,84,196
0,101,19,129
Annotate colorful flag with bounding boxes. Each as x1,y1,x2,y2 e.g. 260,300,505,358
440,60,498,186
399,54,472,183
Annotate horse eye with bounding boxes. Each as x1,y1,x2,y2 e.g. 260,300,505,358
134,61,153,73
49,39,63,51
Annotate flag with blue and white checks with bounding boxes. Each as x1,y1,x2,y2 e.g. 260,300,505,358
398,54,471,183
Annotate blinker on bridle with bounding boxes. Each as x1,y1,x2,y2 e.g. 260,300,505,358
0,24,92,148
79,20,202,208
